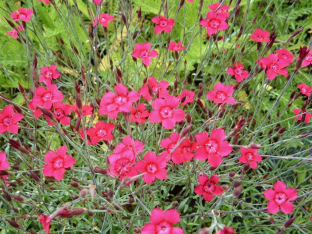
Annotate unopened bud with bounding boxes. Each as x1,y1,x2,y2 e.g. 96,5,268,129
229,172,235,177
233,181,242,188
70,182,80,188
248,143,262,149
107,189,113,200
6,219,21,229
268,216,276,224
94,166,108,175
79,189,88,198
284,216,297,228
198,228,209,234
10,194,24,202
233,186,243,198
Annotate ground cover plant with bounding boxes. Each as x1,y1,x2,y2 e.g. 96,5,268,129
0,0,312,233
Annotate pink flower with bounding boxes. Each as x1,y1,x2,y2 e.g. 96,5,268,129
87,121,115,145
216,227,235,234
114,136,144,156
258,54,288,80
151,15,175,34
130,103,149,124
238,147,262,169
171,138,197,164
200,12,228,35
131,43,159,67
71,104,93,117
297,83,312,97
149,96,185,130
45,102,71,125
186,0,193,2
93,0,102,4
38,0,50,4
226,62,249,82
264,181,297,214
43,145,75,181
135,152,167,184
250,29,270,43
293,109,312,123
6,26,24,39
99,84,140,119
141,208,184,234
0,152,10,170
301,50,312,67
194,128,232,167
1,175,9,184
0,105,23,134
11,8,33,22
194,174,223,202
37,213,51,234
208,3,230,18
160,132,180,161
93,13,115,27
168,41,185,51
206,83,235,104
276,49,294,65
139,77,170,101
32,85,64,109
39,65,61,85
178,90,195,106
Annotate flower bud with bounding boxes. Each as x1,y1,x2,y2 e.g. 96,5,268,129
248,143,262,149
284,216,297,228
2,189,12,202
229,171,235,177
94,166,108,175
29,169,40,182
10,194,24,202
198,228,209,234
107,189,113,200
233,180,242,188
6,219,21,229
70,182,80,188
233,186,243,198
0,170,9,176
79,189,88,198
268,216,276,224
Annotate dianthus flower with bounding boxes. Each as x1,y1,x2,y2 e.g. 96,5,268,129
216,227,235,234
11,8,33,22
71,104,93,117
258,54,288,80
38,0,50,4
93,0,102,4
160,132,180,161
32,84,64,109
0,105,23,134
238,147,262,169
171,138,197,164
6,25,24,39
297,83,312,97
264,181,297,214
131,43,159,67
208,3,230,18
39,65,61,85
226,62,249,82
45,102,71,125
300,50,312,67
194,174,223,202
200,11,228,35
206,83,235,104
168,41,185,51
130,103,149,124
114,136,144,156
178,90,195,106
37,213,51,234
293,109,312,123
139,77,170,101
250,28,270,43
152,15,175,34
86,121,115,145
141,208,184,234
93,13,115,27
0,152,10,170
276,49,294,65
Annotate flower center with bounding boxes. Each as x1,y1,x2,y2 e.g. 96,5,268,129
283,55,288,59
205,140,218,153
100,17,107,22
234,68,243,75
152,86,161,94
160,20,167,27
271,63,278,71
140,50,148,58
20,14,26,19
115,96,127,105
209,19,220,29
97,129,107,137
156,221,171,234
53,157,64,169
55,109,64,119
3,117,12,126
46,71,52,78
274,192,287,205
135,111,141,118
204,182,214,193
182,146,191,153
246,152,254,161
42,92,53,102
257,35,263,40
146,163,158,174
301,87,306,93
160,107,173,119
216,91,227,101
116,158,131,174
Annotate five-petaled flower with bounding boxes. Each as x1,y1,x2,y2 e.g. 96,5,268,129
239,147,262,169
130,103,149,124
38,0,50,4
171,137,197,164
114,136,144,156
135,152,167,184
93,13,115,27
178,90,195,106
71,104,93,117
149,96,185,129
250,28,270,43
168,41,185,51
37,213,51,234
0,105,24,134
194,128,232,167
297,83,312,97
208,3,230,18
300,50,312,67
43,145,76,181
151,15,175,34
264,181,297,214
216,227,235,234
93,0,102,4
160,131,180,161
139,77,170,101
226,62,249,82
32,84,64,109
131,43,159,67
39,65,61,85
293,109,312,123
11,8,33,22
6,25,24,39
194,174,223,202
258,54,288,80
206,83,235,104
276,49,294,65
0,152,10,170
141,208,184,234
87,121,115,145
45,102,71,126
200,11,228,35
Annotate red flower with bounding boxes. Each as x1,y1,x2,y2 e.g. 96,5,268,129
206,83,235,104
11,8,33,22
87,121,115,145
32,85,64,109
38,0,50,4
301,50,312,67
130,103,149,124
293,109,312,123
186,0,193,2
171,138,197,164
99,84,140,119
226,62,249,82
139,77,170,101
200,11,228,35
37,213,51,234
238,147,262,169
135,152,167,184
0,152,10,170
149,96,185,130
194,174,223,202
194,128,232,167
131,43,159,67
151,15,175,34
71,104,93,117
141,208,184,234
6,25,24,39
168,41,185,51
93,13,115,27
276,49,294,65
264,181,297,214
79,128,91,145
250,29,270,43
208,3,230,18
160,132,180,161
45,102,71,125
216,227,235,234
39,65,61,85
114,136,144,156
93,0,102,4
0,105,23,134
297,83,312,97
178,90,195,106
1,175,9,184
43,145,76,181
258,54,288,80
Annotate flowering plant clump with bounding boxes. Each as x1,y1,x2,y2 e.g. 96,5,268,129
1,0,312,233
